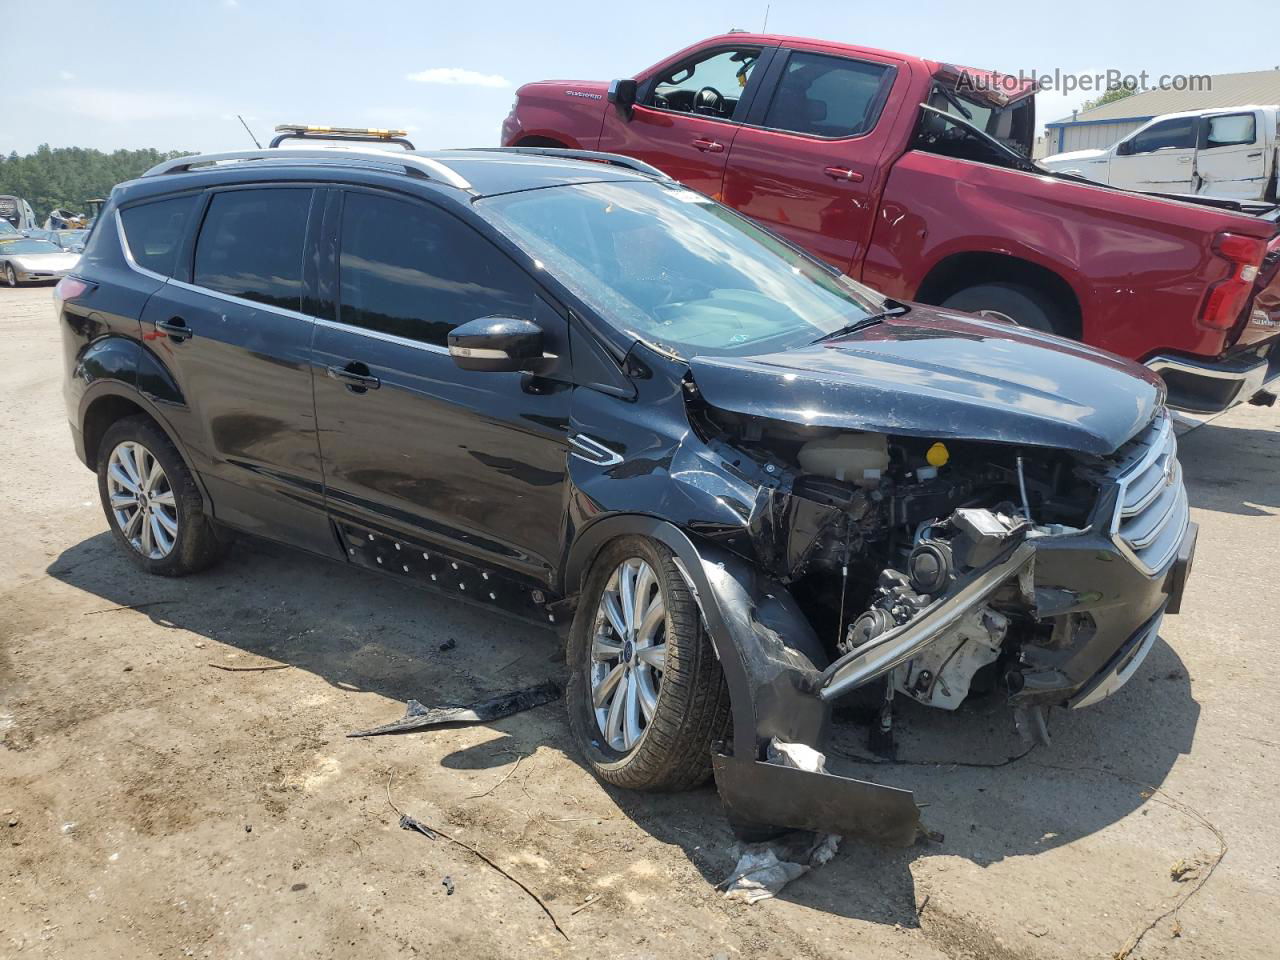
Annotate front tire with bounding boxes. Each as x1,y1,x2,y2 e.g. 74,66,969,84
566,536,730,792
96,415,227,576
5,264,17,287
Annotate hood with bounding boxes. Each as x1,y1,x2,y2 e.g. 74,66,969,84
688,308,1163,456
1041,148,1108,167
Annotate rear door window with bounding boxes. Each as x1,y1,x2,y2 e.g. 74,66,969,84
337,191,532,348
764,52,891,138
1127,118,1196,154
1204,113,1257,149
192,188,312,311
119,195,199,277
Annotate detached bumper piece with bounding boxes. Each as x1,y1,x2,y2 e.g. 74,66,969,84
713,752,921,847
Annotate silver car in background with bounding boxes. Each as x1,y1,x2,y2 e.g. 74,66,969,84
0,238,80,286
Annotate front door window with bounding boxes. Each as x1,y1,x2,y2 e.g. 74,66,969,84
648,48,761,121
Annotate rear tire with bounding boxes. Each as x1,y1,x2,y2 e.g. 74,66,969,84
566,536,730,792
96,415,227,577
940,281,1070,336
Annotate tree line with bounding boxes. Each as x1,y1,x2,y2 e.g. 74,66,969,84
0,145,192,220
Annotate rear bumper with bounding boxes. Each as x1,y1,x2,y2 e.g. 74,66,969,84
1146,341,1279,412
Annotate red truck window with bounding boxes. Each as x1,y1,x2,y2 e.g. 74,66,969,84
648,47,762,122
762,52,891,139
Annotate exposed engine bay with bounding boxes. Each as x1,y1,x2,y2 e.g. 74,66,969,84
690,397,1106,742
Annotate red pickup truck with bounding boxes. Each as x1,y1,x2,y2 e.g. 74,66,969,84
502,33,1280,413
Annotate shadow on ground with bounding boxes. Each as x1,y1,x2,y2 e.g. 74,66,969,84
1177,416,1280,517
47,520,1201,928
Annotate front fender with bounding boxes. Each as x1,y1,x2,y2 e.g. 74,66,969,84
565,513,829,761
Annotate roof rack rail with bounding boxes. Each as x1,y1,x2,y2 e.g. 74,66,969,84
140,148,471,190
457,146,672,181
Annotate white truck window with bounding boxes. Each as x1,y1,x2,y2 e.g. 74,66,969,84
1205,114,1256,149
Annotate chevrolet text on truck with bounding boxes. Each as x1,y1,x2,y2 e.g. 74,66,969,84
503,33,1280,414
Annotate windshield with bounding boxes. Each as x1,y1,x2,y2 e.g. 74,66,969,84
477,180,884,357
0,239,61,254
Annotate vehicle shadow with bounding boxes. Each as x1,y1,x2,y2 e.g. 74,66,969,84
1177,416,1280,517
46,528,1199,928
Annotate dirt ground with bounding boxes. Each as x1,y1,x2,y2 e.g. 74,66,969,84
2,284,1278,960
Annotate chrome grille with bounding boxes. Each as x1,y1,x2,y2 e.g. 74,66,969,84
1106,412,1188,575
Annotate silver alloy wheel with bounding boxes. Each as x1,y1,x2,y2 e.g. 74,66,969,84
106,440,178,560
5,264,15,287
589,557,667,752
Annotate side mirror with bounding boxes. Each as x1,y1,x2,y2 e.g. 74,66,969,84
608,78,638,111
448,316,544,372
1116,139,1132,156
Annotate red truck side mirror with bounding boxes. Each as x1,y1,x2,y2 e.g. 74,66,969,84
609,78,638,116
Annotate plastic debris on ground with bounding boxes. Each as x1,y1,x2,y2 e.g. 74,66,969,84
721,738,842,904
347,680,560,737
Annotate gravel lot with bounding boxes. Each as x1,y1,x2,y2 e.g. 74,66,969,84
3,284,1278,959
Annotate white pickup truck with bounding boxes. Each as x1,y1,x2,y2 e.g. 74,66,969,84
1042,105,1279,201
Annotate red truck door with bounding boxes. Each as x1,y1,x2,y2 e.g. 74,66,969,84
598,43,775,198
721,47,901,274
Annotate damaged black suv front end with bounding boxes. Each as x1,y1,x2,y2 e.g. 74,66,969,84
564,312,1195,845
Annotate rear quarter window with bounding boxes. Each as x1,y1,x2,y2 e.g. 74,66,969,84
120,195,199,277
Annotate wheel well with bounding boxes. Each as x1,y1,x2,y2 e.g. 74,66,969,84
515,135,568,148
915,253,1083,339
82,395,149,469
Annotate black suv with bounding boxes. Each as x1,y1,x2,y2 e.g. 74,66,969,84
57,145,1195,842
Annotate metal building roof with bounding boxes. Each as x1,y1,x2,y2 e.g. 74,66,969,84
1048,68,1280,127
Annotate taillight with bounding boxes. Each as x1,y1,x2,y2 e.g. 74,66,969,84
1198,232,1267,331
54,275,94,301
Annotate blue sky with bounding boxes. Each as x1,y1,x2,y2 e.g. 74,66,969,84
3,0,1277,155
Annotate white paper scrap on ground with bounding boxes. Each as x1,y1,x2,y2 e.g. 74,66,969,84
721,739,842,903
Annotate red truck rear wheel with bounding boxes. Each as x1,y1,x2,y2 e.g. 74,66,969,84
940,282,1071,338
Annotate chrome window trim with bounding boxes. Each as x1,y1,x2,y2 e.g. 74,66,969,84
313,316,449,355
165,277,319,324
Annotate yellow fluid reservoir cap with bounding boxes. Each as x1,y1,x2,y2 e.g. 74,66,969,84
926,442,949,467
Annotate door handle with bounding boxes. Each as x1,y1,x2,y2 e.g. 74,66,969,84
824,166,864,182
155,317,193,342
692,138,725,153
327,361,381,392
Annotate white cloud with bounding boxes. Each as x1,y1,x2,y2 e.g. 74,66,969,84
404,67,510,89
222,0,239,8
58,71,76,81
